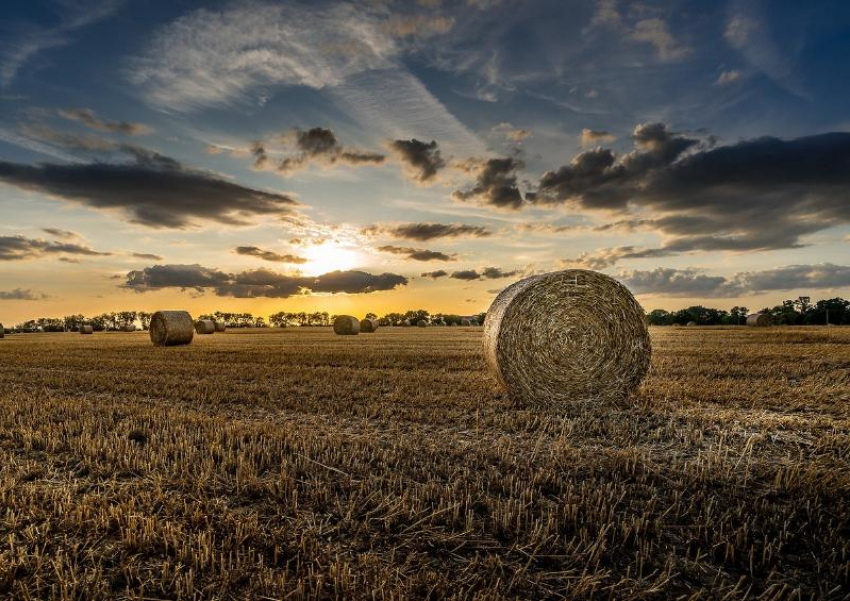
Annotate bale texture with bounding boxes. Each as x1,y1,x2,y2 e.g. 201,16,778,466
483,269,651,405
417,319,428,328
149,311,194,346
80,325,93,335
747,313,772,327
214,321,226,332
334,315,360,335
195,319,215,335
360,318,379,333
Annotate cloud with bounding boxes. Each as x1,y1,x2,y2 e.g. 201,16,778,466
491,123,531,142
630,18,691,61
0,235,110,261
363,222,492,241
421,269,448,279
18,122,118,152
619,264,850,297
42,227,80,240
235,246,307,264
377,245,455,261
380,14,454,38
450,266,520,281
0,0,124,86
256,127,385,175
388,139,446,183
0,288,49,300
452,157,523,209
130,252,164,261
124,264,408,298
530,124,850,261
0,146,299,228
581,128,615,146
715,69,742,85
58,108,151,135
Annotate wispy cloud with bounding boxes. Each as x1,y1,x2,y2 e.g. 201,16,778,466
0,288,50,300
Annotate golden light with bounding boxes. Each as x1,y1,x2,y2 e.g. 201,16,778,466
302,242,362,276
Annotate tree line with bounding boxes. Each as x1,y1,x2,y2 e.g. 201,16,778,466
647,296,850,326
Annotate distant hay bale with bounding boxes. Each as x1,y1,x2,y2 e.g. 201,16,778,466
214,321,226,332
360,318,379,333
483,269,651,405
334,315,360,335
401,319,411,327
80,325,93,335
0,323,4,338
469,319,479,326
149,311,194,346
195,319,215,335
417,319,428,327
747,313,772,327
460,318,471,326
686,321,697,327
121,324,136,332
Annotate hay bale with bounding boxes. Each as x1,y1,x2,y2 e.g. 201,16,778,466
401,319,411,327
460,318,471,326
360,318,379,333
483,269,651,405
417,319,428,327
80,325,93,335
195,319,215,335
469,319,479,326
122,324,136,332
686,321,697,327
334,315,360,335
0,323,4,338
747,313,772,327
149,311,194,346
214,321,226,332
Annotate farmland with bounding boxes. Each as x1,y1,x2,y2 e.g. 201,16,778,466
1,327,849,599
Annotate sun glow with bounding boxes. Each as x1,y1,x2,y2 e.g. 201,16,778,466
302,242,362,276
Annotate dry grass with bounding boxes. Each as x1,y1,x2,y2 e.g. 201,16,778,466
0,326,848,600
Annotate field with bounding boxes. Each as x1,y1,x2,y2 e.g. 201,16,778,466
1,326,849,600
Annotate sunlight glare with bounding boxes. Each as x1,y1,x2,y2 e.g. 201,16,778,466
302,242,361,275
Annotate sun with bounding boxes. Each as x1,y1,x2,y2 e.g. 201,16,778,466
302,242,361,276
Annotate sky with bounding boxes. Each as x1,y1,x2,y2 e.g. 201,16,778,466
1,0,849,323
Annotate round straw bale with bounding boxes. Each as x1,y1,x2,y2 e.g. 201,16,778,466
401,319,411,327
483,269,651,405
746,313,772,327
460,318,471,326
0,323,4,338
214,321,226,332
334,315,360,335
149,311,194,346
469,319,479,326
360,318,379,333
122,324,136,332
80,325,93,335
417,319,428,327
195,319,215,335
686,321,697,327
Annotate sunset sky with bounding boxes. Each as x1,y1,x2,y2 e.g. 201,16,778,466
1,0,849,324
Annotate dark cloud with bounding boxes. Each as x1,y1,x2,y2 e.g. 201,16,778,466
377,245,455,262
389,139,446,183
235,246,307,264
453,157,523,209
124,264,408,298
450,266,520,281
0,146,299,228
0,288,49,300
421,270,448,279
42,227,80,240
363,222,492,241
130,252,164,261
258,127,385,175
560,246,673,270
620,264,850,297
0,235,110,261
58,108,151,135
530,125,850,262
19,122,118,152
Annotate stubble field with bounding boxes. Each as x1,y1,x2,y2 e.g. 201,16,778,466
0,326,849,600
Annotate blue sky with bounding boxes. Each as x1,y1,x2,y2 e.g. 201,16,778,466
1,0,849,321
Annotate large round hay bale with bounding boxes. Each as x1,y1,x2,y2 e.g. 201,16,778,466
460,318,471,326
334,315,360,335
214,321,226,332
360,318,379,333
483,269,651,405
401,319,411,327
150,311,194,346
686,321,697,327
80,325,93,335
747,313,772,327
0,323,4,338
417,319,428,328
195,319,215,335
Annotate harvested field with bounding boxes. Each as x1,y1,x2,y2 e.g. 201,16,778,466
1,326,849,599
